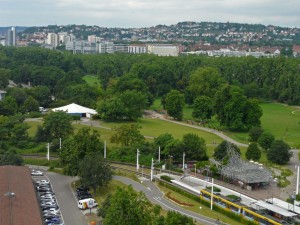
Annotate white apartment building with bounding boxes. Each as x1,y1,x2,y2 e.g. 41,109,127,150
98,42,114,53
147,44,179,56
114,44,128,53
128,45,147,54
66,41,99,54
47,33,59,48
88,35,102,43
58,33,70,45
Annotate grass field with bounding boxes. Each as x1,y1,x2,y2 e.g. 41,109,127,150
260,103,300,148
83,75,101,87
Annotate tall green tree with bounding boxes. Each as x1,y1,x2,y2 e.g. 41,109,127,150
214,85,262,131
213,141,241,161
0,149,23,166
101,186,156,225
110,124,145,147
43,111,73,141
248,127,264,142
267,140,291,164
78,153,112,193
0,96,18,116
165,90,185,121
245,143,261,161
258,131,275,150
22,96,39,113
182,133,208,161
186,67,225,103
192,96,213,122
60,127,104,176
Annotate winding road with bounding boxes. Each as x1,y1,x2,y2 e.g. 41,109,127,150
114,176,221,225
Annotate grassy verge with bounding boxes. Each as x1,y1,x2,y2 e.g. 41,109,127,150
23,158,60,168
158,184,243,225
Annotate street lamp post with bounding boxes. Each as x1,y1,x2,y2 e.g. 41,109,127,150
182,152,185,171
296,166,300,195
142,165,144,178
104,140,107,159
194,164,197,177
158,146,161,162
136,149,140,172
47,143,50,161
167,155,173,176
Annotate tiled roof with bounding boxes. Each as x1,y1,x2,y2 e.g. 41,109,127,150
0,166,43,225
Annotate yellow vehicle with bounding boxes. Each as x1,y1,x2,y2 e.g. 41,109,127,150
200,189,282,225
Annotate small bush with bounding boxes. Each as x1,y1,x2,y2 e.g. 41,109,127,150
161,175,173,183
206,186,221,192
26,111,43,118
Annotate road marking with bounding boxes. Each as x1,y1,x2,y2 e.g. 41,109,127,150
153,197,216,225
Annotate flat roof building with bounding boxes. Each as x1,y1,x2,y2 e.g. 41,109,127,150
0,166,43,225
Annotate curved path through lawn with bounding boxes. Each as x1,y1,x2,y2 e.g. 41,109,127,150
26,112,248,147
145,110,248,148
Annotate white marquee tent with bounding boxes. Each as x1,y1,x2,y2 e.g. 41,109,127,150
51,103,97,118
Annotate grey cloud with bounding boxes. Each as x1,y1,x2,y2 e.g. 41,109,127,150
0,0,299,27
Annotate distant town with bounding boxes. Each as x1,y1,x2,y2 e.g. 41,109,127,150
1,21,300,57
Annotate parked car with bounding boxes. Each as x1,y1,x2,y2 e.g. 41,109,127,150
31,170,44,176
41,205,59,210
76,186,90,192
43,208,60,214
40,194,55,198
45,217,60,224
77,191,92,198
36,179,50,185
78,198,98,209
40,202,57,208
39,191,54,196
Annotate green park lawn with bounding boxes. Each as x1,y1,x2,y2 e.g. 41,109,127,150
25,101,300,157
83,75,101,87
225,102,300,148
260,103,300,148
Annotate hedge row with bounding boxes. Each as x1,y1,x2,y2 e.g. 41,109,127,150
166,192,194,207
158,180,258,225
160,175,173,182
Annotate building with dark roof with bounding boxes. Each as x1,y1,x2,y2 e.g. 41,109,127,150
0,166,43,225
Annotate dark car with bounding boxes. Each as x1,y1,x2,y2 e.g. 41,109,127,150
77,195,92,200
41,205,59,210
76,186,90,192
76,191,91,197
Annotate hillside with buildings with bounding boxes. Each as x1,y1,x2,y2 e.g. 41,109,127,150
1,21,300,57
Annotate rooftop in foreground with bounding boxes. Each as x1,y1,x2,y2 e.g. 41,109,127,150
0,165,43,225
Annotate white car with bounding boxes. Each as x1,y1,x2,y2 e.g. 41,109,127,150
31,170,43,176
36,179,50,185
43,208,60,214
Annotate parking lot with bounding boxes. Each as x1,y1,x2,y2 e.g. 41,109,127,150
31,169,65,225
30,166,88,225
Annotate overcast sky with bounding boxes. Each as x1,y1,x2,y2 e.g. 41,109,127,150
0,0,299,28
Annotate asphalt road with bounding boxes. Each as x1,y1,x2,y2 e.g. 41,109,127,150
114,176,220,225
30,166,222,225
42,169,87,225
